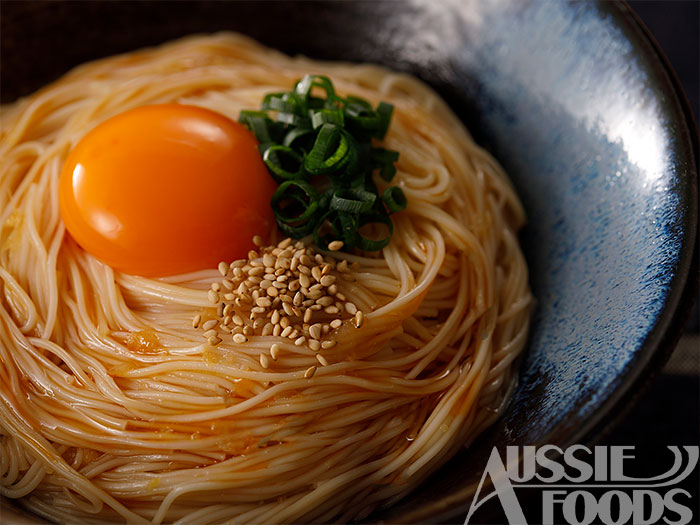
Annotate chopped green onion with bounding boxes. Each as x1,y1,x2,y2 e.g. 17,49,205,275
262,145,305,180
375,102,394,139
271,180,319,224
239,75,404,251
282,127,315,151
382,186,407,213
239,111,275,143
356,213,393,251
310,108,344,129
304,124,350,175
330,188,376,214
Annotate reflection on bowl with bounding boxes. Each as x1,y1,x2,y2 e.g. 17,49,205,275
0,0,696,522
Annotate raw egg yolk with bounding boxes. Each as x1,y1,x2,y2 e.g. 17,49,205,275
59,104,277,277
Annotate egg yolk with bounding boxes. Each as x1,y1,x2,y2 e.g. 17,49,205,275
59,104,277,277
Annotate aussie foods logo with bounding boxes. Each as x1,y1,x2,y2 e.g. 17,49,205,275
465,445,698,525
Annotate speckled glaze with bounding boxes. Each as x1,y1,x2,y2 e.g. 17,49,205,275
0,1,697,523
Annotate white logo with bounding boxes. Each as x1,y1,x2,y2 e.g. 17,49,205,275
465,445,698,525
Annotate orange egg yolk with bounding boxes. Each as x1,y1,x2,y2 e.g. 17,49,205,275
59,104,277,277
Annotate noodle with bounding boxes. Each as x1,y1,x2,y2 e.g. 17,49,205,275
0,33,531,524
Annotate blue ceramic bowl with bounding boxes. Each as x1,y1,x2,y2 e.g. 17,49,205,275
1,1,697,523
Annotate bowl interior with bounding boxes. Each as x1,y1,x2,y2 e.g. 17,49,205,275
1,1,697,523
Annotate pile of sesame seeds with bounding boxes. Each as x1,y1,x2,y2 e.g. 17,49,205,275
193,236,364,375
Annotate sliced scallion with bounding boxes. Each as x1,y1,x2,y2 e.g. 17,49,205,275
239,75,405,251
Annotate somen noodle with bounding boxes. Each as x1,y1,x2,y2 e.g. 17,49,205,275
0,33,531,524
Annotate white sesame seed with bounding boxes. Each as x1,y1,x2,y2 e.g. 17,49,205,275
328,240,344,251
330,319,342,329
267,287,279,297
300,255,312,266
218,261,230,276
316,354,329,366
192,314,201,329
263,254,275,268
281,326,293,338
307,290,322,300
207,290,219,304
280,317,290,329
249,266,264,276
202,319,218,331
293,291,304,306
311,266,322,282
335,292,346,301
253,235,264,246
304,366,317,378
282,302,294,316
309,339,321,351
278,238,292,249
271,310,280,325
309,323,322,340
211,283,221,293
321,339,337,349
303,309,313,323
256,297,272,308
354,311,364,328
294,336,306,346
270,343,280,360
208,336,222,346
260,354,270,369
273,324,282,337
233,334,247,344
262,323,273,336
316,296,333,307
222,279,234,291
345,302,358,315
320,275,335,287
299,274,311,289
